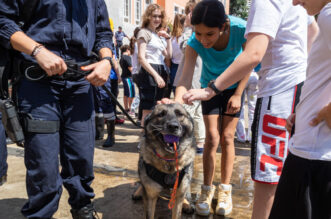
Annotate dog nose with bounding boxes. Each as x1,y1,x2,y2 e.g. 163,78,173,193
167,122,180,131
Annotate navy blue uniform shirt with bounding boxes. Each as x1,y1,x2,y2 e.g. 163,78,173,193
0,0,113,62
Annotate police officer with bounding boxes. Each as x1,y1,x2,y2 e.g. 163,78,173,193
0,1,113,218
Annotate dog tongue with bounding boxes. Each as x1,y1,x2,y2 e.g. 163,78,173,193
163,134,180,143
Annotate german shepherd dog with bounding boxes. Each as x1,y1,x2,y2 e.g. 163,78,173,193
138,103,195,219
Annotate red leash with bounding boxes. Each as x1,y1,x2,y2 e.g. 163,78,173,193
168,142,180,209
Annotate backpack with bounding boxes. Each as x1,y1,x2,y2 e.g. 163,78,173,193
0,0,39,146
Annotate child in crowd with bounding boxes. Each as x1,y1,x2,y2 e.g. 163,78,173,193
120,45,135,117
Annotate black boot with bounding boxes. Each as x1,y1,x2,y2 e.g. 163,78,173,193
70,203,98,219
103,120,115,147
95,116,104,140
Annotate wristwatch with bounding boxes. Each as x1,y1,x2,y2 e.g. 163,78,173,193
207,80,222,95
101,56,114,68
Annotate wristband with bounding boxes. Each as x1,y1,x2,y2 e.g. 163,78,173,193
207,80,222,95
101,56,114,68
31,44,44,57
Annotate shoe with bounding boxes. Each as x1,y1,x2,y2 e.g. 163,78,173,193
0,175,7,186
195,185,215,216
95,117,104,140
128,111,135,118
215,184,233,215
70,203,98,219
115,117,124,124
103,120,115,147
6,138,13,144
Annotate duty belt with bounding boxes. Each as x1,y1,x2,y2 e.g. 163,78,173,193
20,60,93,81
19,59,143,129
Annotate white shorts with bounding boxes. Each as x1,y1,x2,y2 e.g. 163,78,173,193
251,83,303,184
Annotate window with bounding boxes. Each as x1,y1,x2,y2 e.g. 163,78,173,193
174,5,184,15
174,6,179,15
136,0,141,25
145,0,152,10
124,0,131,23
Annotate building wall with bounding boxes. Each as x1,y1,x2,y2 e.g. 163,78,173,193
104,0,230,45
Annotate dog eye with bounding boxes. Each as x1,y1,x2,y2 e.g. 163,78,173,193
175,110,184,117
157,110,166,117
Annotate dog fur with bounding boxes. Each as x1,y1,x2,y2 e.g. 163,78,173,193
138,103,196,219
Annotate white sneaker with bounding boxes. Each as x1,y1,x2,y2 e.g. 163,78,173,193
195,185,215,216
215,184,233,215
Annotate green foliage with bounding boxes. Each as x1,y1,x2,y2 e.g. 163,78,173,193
230,0,249,20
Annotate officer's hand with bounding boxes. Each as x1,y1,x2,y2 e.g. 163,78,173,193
82,59,111,86
35,48,67,76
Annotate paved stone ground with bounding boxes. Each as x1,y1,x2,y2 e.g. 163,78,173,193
0,85,253,219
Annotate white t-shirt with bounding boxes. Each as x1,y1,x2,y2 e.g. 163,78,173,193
131,43,140,75
171,37,183,64
137,28,165,65
245,0,311,98
290,3,331,161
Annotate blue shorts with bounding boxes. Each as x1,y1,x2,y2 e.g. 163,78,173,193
122,77,135,98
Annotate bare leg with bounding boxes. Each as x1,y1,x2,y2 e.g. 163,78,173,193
202,115,220,186
128,97,134,110
252,182,277,219
123,96,129,111
220,116,239,184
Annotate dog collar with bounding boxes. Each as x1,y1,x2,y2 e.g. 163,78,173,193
153,148,181,162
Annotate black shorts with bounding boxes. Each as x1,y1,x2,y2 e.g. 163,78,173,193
201,88,244,117
136,64,168,110
269,153,331,219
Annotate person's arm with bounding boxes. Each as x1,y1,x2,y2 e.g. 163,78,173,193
84,0,113,86
182,33,270,104
158,31,172,60
310,102,331,129
226,42,251,114
127,56,133,72
174,45,198,103
113,53,122,83
10,31,68,76
307,19,319,53
125,32,130,40
137,38,165,88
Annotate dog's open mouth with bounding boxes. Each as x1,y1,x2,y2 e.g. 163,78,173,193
162,134,180,153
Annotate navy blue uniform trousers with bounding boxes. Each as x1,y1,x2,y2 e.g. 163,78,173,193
18,77,95,218
0,113,8,180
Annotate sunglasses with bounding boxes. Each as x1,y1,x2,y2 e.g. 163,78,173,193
151,15,163,19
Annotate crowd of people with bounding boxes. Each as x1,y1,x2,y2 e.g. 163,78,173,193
0,0,330,218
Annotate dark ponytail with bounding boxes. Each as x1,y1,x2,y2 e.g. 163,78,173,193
191,0,227,29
